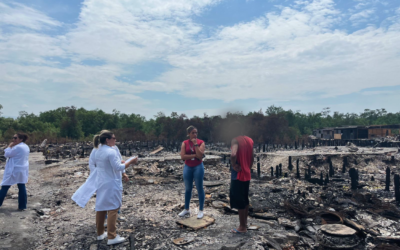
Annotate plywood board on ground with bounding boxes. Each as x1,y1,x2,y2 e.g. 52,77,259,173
176,216,215,230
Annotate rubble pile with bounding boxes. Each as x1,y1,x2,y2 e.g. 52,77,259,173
0,144,400,249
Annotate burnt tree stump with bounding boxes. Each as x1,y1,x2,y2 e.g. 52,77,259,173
329,158,334,177
342,157,348,173
349,168,358,190
288,156,293,171
395,174,400,203
386,167,391,191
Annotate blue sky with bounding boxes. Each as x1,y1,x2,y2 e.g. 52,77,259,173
1,0,400,119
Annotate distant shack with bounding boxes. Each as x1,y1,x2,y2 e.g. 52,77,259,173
313,125,400,140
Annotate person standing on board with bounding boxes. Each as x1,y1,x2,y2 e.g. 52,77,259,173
229,122,254,234
179,126,206,219
0,133,30,211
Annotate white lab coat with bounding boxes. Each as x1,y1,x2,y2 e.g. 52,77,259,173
95,145,125,211
1,143,30,186
112,145,126,175
71,147,98,208
72,145,125,208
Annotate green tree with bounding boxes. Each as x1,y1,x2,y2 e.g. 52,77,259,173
59,107,83,139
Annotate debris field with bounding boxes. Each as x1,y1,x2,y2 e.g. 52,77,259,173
0,141,400,250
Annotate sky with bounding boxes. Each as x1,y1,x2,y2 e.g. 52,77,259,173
1,0,400,119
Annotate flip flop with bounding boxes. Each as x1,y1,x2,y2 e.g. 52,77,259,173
231,228,247,234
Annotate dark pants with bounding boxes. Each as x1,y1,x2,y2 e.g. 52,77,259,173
230,180,250,210
0,184,27,210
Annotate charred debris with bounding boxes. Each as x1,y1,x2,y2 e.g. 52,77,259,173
0,139,400,249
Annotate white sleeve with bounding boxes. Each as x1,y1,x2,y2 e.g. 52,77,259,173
89,149,96,169
108,150,125,172
114,146,125,173
4,146,19,158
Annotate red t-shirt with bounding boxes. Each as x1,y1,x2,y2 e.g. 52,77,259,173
231,136,253,182
183,139,204,167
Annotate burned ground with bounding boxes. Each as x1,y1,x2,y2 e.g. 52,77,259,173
0,144,400,250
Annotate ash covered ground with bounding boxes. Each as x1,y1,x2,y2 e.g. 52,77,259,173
0,143,400,250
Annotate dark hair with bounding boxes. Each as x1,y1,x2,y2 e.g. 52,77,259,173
16,133,28,142
93,130,113,148
187,126,197,135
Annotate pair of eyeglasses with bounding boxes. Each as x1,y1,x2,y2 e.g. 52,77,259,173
13,137,18,140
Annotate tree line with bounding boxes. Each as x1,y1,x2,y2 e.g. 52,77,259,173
0,104,399,144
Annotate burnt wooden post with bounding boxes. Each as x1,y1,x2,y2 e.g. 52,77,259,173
279,163,282,176
271,167,274,177
320,172,323,185
288,156,293,171
386,167,391,191
295,141,297,150
342,157,347,173
296,159,300,178
275,165,279,178
395,174,400,203
263,144,266,152
349,168,358,190
257,162,261,178
305,169,308,180
325,173,329,185
392,156,395,163
371,176,374,181
329,158,334,177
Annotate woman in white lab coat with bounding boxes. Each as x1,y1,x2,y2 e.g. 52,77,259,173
72,130,129,208
0,133,30,210
94,131,137,245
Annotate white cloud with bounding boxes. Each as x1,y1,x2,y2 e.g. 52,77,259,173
137,0,400,102
65,0,220,63
0,2,61,30
1,0,400,118
349,8,375,25
0,32,65,64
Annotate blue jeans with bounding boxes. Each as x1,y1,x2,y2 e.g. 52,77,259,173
0,184,27,210
183,163,205,211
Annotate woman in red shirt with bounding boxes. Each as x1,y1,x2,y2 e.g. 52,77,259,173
179,126,206,219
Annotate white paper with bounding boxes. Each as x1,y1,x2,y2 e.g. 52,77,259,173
126,156,138,162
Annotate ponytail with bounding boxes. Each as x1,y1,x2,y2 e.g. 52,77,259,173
94,129,112,148
93,135,100,148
